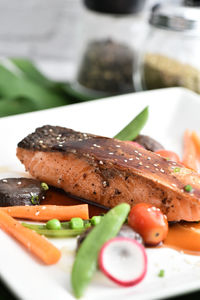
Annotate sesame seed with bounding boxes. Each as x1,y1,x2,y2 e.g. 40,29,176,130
154,164,159,167
35,211,40,216
116,145,121,148
136,157,140,160
138,153,142,156
172,184,177,187
134,150,138,153
78,138,83,141
147,157,151,160
58,144,63,147
93,144,100,148
83,133,87,137
172,162,177,165
99,160,103,165
156,168,159,171
129,158,133,161
109,152,114,155
71,149,77,153
145,166,150,168
2,179,7,183
139,162,143,165
160,169,165,173
42,196,45,200
102,181,108,187
124,159,128,162
56,136,60,140
49,129,53,132
42,206,46,210
39,140,43,144
17,181,22,185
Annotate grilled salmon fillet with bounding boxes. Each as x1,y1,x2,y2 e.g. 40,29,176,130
17,125,200,222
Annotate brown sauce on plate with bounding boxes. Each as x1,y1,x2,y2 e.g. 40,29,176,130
41,187,107,218
164,222,200,256
42,187,200,255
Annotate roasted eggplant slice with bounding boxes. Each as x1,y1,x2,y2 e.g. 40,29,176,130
0,178,48,206
134,134,164,152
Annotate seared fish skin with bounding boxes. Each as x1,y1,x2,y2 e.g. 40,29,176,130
17,125,200,221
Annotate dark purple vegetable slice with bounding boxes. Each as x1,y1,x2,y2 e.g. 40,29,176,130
0,178,48,206
134,134,164,152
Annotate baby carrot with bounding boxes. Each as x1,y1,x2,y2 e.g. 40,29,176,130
191,131,200,157
0,210,61,265
182,129,198,172
0,204,89,221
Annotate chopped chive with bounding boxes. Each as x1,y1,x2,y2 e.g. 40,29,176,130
41,182,49,190
174,167,181,173
30,195,39,205
158,269,165,277
184,184,193,192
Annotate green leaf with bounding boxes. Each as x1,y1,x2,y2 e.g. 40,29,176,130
11,58,54,88
114,106,149,140
0,65,68,109
0,98,37,117
62,82,97,102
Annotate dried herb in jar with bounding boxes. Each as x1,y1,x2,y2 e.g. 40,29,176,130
77,39,135,95
143,53,200,94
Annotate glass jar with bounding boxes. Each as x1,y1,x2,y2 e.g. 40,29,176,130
135,3,200,94
71,0,146,98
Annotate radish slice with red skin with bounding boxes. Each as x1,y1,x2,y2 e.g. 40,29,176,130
99,237,147,287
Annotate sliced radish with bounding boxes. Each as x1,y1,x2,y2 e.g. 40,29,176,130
98,237,147,287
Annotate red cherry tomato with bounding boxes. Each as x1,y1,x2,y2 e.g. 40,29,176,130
155,150,180,163
128,203,168,246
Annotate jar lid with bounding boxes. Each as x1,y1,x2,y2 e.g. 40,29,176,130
150,4,200,33
83,0,146,15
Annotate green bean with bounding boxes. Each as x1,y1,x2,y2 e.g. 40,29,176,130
22,223,85,238
114,106,149,141
71,203,130,298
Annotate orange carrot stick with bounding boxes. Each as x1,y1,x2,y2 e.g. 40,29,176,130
0,210,61,265
182,129,198,172
191,131,200,157
0,204,89,221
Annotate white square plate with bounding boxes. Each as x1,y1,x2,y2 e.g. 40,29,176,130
1,87,200,300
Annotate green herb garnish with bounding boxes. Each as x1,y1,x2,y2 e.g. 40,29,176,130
114,106,149,141
174,167,181,173
158,269,165,277
184,184,193,192
41,182,49,191
30,195,39,205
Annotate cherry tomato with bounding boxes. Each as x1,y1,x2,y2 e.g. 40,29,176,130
128,203,168,246
155,150,180,163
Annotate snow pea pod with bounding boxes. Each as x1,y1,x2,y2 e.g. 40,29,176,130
114,106,148,141
22,223,86,238
71,203,130,298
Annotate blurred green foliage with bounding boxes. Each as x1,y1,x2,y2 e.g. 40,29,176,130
0,58,95,117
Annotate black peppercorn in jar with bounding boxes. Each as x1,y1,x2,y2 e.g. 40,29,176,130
71,0,147,98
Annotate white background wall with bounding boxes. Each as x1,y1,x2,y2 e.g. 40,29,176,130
0,0,165,64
